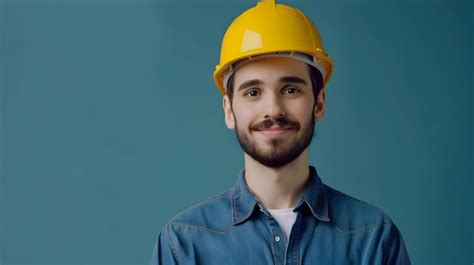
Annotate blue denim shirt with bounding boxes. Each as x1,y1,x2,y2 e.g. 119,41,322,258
149,166,410,264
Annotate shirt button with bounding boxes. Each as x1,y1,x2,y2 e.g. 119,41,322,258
275,236,280,242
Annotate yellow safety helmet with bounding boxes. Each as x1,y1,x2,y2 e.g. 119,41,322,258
213,0,333,96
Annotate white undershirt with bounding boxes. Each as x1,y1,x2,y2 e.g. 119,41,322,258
267,207,297,242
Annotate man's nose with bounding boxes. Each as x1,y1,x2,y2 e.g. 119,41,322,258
263,93,286,119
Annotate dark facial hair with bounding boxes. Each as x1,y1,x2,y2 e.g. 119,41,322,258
234,112,316,168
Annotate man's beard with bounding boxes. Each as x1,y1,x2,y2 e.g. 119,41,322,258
234,113,316,168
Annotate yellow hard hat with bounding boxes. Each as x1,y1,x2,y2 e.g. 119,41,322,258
213,0,333,96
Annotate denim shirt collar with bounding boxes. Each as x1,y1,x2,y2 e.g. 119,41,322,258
230,165,331,225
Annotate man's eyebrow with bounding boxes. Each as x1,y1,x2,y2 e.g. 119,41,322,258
237,76,308,93
238,79,263,92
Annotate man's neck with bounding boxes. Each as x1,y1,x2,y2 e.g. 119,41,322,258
243,150,311,210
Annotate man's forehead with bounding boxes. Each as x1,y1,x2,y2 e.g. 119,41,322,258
233,57,311,87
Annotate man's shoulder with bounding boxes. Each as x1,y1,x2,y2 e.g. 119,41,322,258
165,189,233,233
323,184,396,232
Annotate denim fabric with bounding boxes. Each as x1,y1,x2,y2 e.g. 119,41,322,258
149,166,411,265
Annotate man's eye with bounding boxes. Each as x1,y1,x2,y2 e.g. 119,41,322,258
245,90,259,97
283,87,300,94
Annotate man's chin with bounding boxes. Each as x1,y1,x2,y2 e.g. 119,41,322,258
251,148,294,161
256,140,295,151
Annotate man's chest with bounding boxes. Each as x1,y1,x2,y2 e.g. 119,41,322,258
170,215,385,265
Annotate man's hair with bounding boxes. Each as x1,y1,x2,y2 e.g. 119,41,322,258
226,64,324,105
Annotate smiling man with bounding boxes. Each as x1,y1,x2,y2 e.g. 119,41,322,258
227,57,318,172
149,1,410,264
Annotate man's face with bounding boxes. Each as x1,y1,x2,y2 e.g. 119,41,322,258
223,57,326,168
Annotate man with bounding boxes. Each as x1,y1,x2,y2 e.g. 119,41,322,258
149,0,411,264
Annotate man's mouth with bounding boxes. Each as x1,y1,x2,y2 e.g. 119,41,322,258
257,127,294,136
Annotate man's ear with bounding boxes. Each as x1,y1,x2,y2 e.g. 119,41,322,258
223,95,236,129
314,88,326,122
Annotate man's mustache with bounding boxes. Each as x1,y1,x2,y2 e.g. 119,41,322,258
252,117,300,131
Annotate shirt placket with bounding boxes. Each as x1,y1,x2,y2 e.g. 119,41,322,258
259,203,289,265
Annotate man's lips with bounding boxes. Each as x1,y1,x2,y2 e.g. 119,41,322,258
256,127,294,136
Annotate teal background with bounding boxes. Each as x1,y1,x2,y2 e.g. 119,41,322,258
0,0,472,264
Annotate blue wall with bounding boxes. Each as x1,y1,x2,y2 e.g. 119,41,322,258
1,0,472,264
